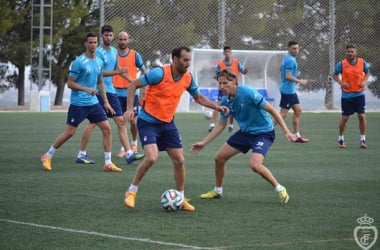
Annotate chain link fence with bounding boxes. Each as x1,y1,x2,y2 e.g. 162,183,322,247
104,0,379,111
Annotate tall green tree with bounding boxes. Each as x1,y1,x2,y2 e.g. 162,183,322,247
0,0,98,106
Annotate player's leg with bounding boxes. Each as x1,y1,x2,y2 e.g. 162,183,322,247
200,135,240,199
41,105,86,171
124,119,159,209
76,122,96,164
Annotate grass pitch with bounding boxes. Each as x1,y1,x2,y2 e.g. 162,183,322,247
0,112,379,249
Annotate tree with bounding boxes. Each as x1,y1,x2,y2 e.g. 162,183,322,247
0,0,98,106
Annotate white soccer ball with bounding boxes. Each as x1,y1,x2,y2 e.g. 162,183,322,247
204,110,213,120
160,189,184,211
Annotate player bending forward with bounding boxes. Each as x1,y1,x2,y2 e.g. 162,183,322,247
191,68,295,203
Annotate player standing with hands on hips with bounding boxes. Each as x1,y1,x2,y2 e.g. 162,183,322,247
332,43,370,148
191,68,294,204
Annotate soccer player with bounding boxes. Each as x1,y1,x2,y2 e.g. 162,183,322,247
278,41,309,143
123,46,229,211
41,32,120,171
191,68,294,203
208,46,248,133
332,43,370,148
113,31,146,157
75,25,143,171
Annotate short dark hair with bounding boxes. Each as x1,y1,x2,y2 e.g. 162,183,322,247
84,32,98,42
101,24,114,34
223,46,231,51
171,46,191,60
288,41,298,47
346,43,357,50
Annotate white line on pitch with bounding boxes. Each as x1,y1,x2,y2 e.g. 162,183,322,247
0,219,215,250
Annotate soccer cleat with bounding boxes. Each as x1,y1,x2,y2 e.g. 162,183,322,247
208,125,214,132
103,163,122,172
117,148,126,158
278,187,289,204
338,140,346,148
295,135,310,143
75,154,95,164
41,155,52,171
126,153,144,164
181,198,195,211
124,191,136,208
131,144,138,154
199,190,222,199
360,140,367,148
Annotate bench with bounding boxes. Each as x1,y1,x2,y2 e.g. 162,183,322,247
256,88,274,103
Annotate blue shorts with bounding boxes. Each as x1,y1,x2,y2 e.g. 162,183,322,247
341,95,366,116
97,93,123,117
279,93,300,109
137,118,182,151
227,130,275,156
118,95,139,115
66,104,107,127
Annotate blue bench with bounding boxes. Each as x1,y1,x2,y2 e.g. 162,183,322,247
257,88,274,102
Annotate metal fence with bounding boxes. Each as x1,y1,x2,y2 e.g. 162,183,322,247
103,0,379,111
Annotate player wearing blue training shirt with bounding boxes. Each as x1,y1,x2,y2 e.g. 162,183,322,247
278,41,309,143
123,47,228,211
75,25,143,171
191,68,295,204
41,32,118,172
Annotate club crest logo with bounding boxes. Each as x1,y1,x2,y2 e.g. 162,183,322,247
354,214,378,250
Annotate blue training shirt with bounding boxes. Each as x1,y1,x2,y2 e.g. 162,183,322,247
280,53,298,94
138,66,200,123
333,59,369,99
96,46,118,94
68,53,103,106
220,85,274,134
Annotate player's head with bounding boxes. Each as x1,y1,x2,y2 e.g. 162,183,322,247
172,46,192,74
84,32,98,53
117,31,130,50
223,45,232,59
288,41,300,57
217,68,238,95
100,24,114,46
345,43,358,61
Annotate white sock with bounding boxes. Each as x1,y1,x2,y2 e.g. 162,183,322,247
228,124,233,128
338,135,344,141
179,190,185,198
46,146,56,157
120,146,125,152
360,135,366,141
104,152,112,165
125,150,134,158
295,132,301,138
131,140,137,146
78,150,86,157
275,184,284,192
209,123,215,127
128,184,138,192
214,186,223,194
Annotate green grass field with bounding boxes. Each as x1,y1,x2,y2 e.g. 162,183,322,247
0,112,379,250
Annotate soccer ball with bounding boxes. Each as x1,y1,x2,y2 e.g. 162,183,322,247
160,189,184,211
204,110,213,120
